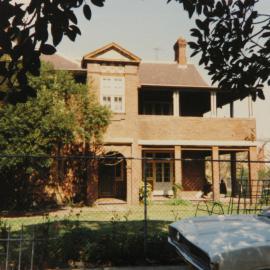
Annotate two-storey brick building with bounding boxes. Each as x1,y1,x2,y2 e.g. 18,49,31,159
81,37,258,204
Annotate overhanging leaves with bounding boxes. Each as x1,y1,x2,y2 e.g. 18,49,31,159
169,0,270,100
0,0,106,103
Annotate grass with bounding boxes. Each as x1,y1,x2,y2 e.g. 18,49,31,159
0,202,193,267
2,197,264,231
0,199,265,267
1,200,200,231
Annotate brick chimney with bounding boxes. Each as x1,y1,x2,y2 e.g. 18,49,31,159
174,37,187,65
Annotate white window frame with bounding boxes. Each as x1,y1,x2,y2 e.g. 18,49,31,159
144,151,174,183
100,76,125,113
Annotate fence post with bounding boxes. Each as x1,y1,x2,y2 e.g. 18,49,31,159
30,228,35,270
5,227,10,270
18,225,23,270
143,158,148,259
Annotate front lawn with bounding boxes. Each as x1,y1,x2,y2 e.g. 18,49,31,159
0,199,242,268
2,200,199,230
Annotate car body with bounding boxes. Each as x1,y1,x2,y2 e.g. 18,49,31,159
168,209,270,270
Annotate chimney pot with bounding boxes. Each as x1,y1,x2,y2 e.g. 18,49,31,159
174,37,187,65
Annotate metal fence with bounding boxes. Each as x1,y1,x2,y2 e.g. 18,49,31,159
0,226,36,270
0,154,269,269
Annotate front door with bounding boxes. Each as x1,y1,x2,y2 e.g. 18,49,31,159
99,154,127,199
99,165,114,197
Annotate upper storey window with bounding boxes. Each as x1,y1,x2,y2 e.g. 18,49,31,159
139,89,173,116
100,76,125,113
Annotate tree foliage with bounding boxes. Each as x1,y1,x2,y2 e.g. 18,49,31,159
1,0,268,102
0,63,110,210
169,0,270,100
0,0,105,103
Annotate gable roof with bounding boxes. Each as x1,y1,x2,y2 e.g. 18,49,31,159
82,42,141,68
41,54,82,71
139,62,210,89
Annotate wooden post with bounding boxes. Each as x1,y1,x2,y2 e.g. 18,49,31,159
173,90,180,116
212,146,220,201
174,146,182,197
211,92,217,117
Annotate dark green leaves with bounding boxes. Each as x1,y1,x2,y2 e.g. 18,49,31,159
51,24,64,46
195,19,204,30
0,0,107,103
182,0,195,18
91,0,105,7
262,31,270,38
257,89,265,100
65,24,81,41
17,71,27,87
171,0,269,100
188,41,199,50
40,44,56,55
35,18,48,42
0,31,12,53
83,4,92,20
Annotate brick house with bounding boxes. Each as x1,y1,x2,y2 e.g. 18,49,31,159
43,38,258,205
80,37,258,205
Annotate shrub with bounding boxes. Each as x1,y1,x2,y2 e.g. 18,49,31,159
172,183,183,198
139,181,152,204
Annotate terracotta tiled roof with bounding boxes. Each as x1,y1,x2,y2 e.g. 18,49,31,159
41,54,82,70
139,62,209,88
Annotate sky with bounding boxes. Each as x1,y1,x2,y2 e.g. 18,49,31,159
57,0,194,62
55,0,270,143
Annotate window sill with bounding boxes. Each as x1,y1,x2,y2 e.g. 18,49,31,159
112,113,126,121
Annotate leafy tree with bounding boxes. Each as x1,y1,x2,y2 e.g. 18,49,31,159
0,63,110,210
1,0,268,103
0,0,105,103
169,0,270,100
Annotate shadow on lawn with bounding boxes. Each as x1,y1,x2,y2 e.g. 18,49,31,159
0,204,65,218
2,219,183,268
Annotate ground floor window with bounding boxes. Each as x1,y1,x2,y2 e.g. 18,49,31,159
143,151,174,193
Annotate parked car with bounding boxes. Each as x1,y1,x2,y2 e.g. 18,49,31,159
168,208,270,270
